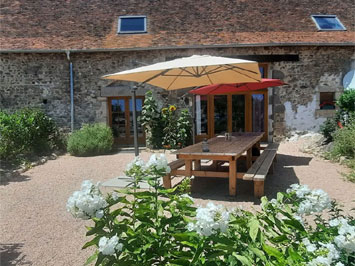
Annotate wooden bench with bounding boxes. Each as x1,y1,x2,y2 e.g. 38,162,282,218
163,159,185,188
243,143,279,198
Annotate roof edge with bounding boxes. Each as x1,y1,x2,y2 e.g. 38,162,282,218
1,42,354,53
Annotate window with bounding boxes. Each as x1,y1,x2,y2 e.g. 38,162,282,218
118,16,147,34
319,92,335,110
311,15,346,31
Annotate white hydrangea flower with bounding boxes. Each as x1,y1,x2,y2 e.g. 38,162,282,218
98,235,123,256
146,154,171,173
187,202,230,236
302,238,317,252
126,156,146,172
95,210,104,219
333,218,355,253
307,255,330,266
335,262,344,266
307,242,340,266
287,184,331,215
329,218,341,227
111,191,119,201
67,180,108,220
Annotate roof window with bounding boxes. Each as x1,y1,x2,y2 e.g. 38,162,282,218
311,15,346,31
118,16,147,34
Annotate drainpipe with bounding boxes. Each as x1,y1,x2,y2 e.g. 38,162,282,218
66,51,74,132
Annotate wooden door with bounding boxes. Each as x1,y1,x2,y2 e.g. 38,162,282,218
108,96,145,145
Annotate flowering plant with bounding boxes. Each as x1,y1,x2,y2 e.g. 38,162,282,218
68,157,355,265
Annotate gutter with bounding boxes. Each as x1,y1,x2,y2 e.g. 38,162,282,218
66,51,75,132
1,42,355,54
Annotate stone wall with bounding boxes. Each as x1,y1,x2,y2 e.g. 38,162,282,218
1,46,354,140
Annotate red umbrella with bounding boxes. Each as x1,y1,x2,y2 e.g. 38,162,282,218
189,78,285,95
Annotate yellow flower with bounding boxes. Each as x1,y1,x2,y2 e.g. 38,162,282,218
169,105,177,112
162,107,168,114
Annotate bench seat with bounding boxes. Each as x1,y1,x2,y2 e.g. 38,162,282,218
163,159,185,188
243,143,279,198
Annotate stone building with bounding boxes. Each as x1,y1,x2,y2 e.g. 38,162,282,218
1,0,354,144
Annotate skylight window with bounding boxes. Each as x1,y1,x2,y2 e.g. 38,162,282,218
118,16,147,34
311,15,346,31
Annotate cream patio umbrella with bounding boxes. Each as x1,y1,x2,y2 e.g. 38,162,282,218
102,55,261,155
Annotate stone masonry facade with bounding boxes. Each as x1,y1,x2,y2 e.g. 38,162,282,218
1,46,354,141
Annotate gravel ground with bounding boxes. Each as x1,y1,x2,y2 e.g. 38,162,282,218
1,140,355,265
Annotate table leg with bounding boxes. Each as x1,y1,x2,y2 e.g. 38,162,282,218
246,148,252,169
229,159,237,196
185,160,192,177
194,160,201,170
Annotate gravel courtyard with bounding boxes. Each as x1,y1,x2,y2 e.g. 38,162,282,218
1,140,355,265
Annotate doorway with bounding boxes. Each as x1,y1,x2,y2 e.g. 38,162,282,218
195,90,268,142
108,96,145,145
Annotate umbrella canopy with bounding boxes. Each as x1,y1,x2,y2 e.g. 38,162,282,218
102,55,261,90
189,79,286,95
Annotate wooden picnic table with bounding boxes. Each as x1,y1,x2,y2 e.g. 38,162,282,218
174,132,264,196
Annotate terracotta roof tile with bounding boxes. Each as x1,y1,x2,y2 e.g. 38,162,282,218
0,0,354,51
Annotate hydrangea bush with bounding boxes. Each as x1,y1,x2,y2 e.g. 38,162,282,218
67,155,355,265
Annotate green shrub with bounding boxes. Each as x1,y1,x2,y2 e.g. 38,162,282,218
320,117,337,143
67,156,355,266
139,91,164,149
0,108,61,161
67,123,113,156
337,90,355,113
331,122,355,159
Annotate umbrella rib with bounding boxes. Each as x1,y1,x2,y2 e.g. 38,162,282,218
228,68,261,82
166,68,185,90
142,69,171,84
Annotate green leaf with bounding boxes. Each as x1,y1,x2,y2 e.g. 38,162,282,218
271,235,288,243
82,236,101,249
288,246,302,262
284,219,305,231
206,250,226,259
235,255,252,266
210,235,235,246
249,247,267,262
262,244,283,262
249,218,260,241
276,192,284,202
181,241,197,249
95,252,105,266
170,259,190,266
84,251,98,265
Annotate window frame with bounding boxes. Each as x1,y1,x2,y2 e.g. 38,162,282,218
118,15,147,34
311,15,346,31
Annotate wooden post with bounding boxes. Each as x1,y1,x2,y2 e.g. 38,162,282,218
163,174,172,189
185,160,192,177
246,147,252,169
229,159,237,196
194,160,201,170
254,180,264,198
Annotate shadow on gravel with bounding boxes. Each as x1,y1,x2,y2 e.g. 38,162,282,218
0,172,30,186
0,243,31,265
190,153,311,203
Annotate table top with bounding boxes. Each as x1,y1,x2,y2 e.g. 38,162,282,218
175,132,264,158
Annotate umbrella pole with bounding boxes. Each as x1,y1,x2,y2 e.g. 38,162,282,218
131,86,139,156
192,94,196,144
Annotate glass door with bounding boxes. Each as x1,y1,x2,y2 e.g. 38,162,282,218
252,94,265,133
109,97,145,145
214,95,228,134
232,95,245,132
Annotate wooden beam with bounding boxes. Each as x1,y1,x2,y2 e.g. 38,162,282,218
254,180,264,198
246,147,252,169
229,159,237,196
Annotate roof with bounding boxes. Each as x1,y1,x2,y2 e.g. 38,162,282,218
1,0,354,51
